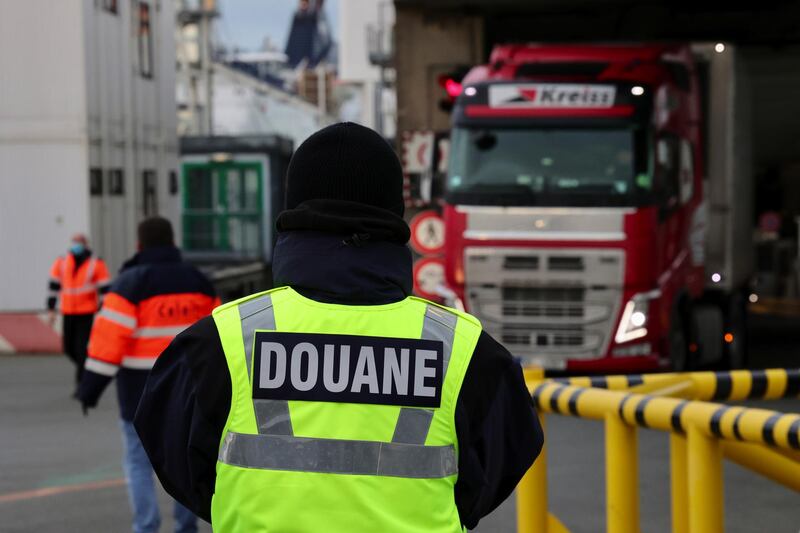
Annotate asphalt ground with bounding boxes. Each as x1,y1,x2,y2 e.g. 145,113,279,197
1,313,798,532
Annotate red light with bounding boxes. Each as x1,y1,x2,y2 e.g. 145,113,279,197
444,78,462,98
724,333,734,344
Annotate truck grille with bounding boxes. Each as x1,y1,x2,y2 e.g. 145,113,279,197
501,327,586,347
464,246,625,367
502,286,584,302
501,286,585,318
547,256,584,271
503,256,540,270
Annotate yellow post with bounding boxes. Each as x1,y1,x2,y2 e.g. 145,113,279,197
517,414,548,533
721,440,800,492
605,413,640,533
670,433,688,533
687,424,724,533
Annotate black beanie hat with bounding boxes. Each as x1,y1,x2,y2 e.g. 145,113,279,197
285,122,405,217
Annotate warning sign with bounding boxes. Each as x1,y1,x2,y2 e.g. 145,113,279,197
402,131,435,174
409,210,445,255
413,257,446,301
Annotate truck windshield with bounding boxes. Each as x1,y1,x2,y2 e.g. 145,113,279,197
447,127,652,207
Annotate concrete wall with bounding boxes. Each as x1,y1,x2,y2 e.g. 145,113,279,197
0,0,90,311
394,6,483,135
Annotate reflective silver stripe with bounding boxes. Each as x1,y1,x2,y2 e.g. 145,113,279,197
132,325,191,339
239,295,283,437
61,285,98,295
422,304,458,374
121,357,156,370
58,258,100,296
84,258,97,284
389,306,458,445
219,432,457,479
253,399,294,436
392,408,434,444
238,294,276,377
98,307,136,329
84,358,119,376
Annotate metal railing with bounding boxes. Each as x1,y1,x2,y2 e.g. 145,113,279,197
517,368,800,533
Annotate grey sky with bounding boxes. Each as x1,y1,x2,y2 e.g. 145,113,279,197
216,0,339,53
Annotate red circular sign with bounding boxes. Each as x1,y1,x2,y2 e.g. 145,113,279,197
413,257,446,300
409,210,445,255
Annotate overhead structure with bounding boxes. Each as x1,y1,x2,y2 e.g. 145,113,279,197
176,0,219,135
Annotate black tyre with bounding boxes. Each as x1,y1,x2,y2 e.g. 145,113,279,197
722,293,748,369
669,303,692,372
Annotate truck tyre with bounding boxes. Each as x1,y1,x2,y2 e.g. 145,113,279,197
722,293,748,369
692,304,725,368
669,304,691,372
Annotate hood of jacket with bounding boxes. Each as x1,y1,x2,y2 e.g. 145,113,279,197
272,231,413,305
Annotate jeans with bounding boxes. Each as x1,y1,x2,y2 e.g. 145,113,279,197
120,420,198,533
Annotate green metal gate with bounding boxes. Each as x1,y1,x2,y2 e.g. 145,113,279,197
182,161,264,258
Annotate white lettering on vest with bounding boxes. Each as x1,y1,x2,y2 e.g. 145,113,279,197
350,346,379,394
290,342,318,392
382,347,409,395
259,341,287,389
414,349,437,397
322,344,350,393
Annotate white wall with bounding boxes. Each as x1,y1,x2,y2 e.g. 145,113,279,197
338,0,394,83
85,0,180,274
0,0,178,311
337,0,395,134
0,0,90,311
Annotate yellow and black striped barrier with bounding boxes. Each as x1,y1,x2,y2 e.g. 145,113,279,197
516,368,800,533
550,368,800,402
533,380,800,450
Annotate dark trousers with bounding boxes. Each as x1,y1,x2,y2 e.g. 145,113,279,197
62,313,94,384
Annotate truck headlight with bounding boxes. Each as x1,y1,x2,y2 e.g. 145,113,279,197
615,291,659,344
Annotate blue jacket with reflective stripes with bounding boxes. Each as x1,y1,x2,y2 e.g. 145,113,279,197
77,246,217,421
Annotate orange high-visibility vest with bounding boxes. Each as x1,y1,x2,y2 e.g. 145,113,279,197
49,254,110,315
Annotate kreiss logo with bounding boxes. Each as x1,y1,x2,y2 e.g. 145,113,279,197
489,84,616,108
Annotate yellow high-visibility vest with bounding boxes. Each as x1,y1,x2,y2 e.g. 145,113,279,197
211,286,482,532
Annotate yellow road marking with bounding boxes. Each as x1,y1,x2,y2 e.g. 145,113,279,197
0,477,125,504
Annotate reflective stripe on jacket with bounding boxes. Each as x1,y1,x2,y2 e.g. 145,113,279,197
49,254,110,314
210,286,482,533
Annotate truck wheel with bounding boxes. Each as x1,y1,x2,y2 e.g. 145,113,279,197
692,304,725,368
723,293,748,369
669,305,691,372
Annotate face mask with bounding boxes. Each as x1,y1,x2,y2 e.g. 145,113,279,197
70,243,86,255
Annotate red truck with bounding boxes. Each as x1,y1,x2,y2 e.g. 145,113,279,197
442,43,752,372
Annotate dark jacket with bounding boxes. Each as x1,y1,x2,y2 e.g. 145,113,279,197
135,231,543,529
77,246,218,421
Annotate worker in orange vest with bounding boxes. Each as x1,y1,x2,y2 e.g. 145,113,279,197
47,233,111,387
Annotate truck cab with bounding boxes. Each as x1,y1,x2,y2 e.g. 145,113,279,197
443,44,709,371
